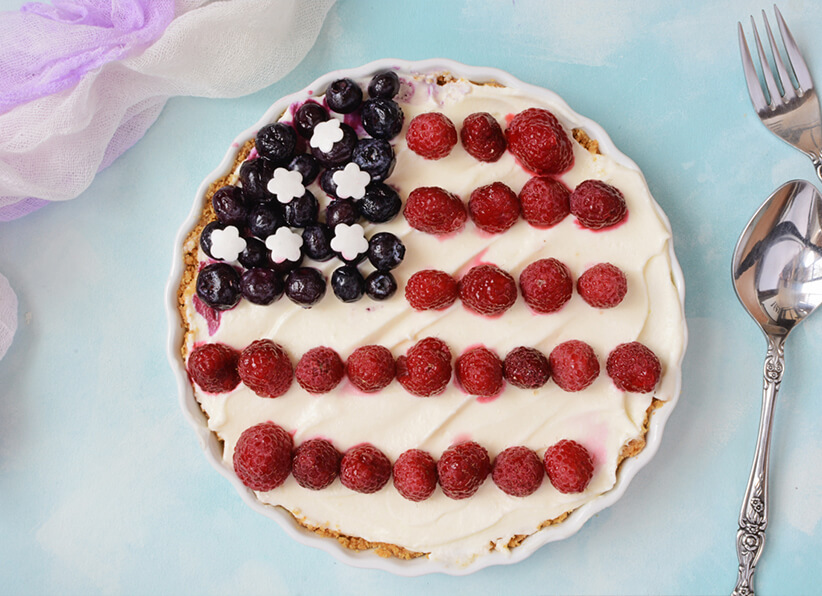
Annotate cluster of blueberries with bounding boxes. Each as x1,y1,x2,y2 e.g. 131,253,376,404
196,71,408,311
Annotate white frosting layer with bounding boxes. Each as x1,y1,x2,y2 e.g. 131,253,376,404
181,73,685,565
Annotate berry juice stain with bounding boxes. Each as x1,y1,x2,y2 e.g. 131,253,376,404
193,295,221,336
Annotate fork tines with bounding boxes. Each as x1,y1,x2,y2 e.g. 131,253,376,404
738,5,813,110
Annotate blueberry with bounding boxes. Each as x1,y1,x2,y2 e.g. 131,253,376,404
331,265,365,302
284,190,319,227
365,270,397,301
196,263,242,310
356,182,401,223
352,138,395,182
212,185,248,227
302,224,334,261
288,153,320,185
270,252,303,276
238,236,271,269
255,122,297,166
325,199,359,228
367,71,400,99
239,158,275,203
311,122,357,167
240,268,284,305
326,78,363,114
294,101,329,139
367,232,405,271
361,98,404,140
200,221,225,259
320,167,341,198
285,267,326,307
247,202,285,239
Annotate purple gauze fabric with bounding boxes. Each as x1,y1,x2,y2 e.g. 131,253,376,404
0,0,175,115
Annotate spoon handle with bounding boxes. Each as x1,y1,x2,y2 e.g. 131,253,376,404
732,334,785,596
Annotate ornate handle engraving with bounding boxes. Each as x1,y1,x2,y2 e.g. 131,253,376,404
732,334,785,596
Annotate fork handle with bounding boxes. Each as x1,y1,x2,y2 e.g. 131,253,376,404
732,333,785,596
812,155,822,184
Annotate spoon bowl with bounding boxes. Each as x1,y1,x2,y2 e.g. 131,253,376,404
730,179,822,595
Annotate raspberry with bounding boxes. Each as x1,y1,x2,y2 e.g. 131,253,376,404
456,346,504,397
406,112,458,159
295,347,345,394
519,258,573,314
503,346,550,389
518,176,570,228
460,112,506,162
543,439,594,494
404,186,466,235
505,108,574,175
577,263,627,308
492,446,544,497
340,443,392,494
606,341,661,393
405,269,458,311
549,340,600,392
437,441,490,499
569,179,627,230
292,437,341,490
458,264,517,317
468,182,520,234
345,345,395,393
393,449,438,502
233,422,293,491
396,337,452,397
187,342,240,394
237,339,293,398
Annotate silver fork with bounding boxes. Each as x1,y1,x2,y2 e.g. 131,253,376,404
738,6,822,181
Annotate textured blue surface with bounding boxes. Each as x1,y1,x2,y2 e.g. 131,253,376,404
2,0,822,594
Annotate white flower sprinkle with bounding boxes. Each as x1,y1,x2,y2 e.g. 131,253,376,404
310,118,344,153
209,225,246,262
265,227,304,263
266,167,305,204
332,162,371,200
330,223,369,261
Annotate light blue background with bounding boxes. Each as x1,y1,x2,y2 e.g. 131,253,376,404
2,1,822,594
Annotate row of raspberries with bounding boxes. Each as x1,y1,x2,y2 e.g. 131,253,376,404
406,260,628,315
187,337,662,399
403,178,627,236
233,421,596,500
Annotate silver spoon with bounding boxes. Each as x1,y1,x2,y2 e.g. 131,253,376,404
731,179,822,595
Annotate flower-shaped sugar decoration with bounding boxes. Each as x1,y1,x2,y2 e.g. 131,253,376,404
265,227,304,264
330,223,369,261
209,225,247,262
332,162,371,200
310,118,344,153
267,167,305,204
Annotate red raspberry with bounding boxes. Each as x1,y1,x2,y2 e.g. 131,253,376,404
570,179,627,230
458,264,517,317
460,112,506,162
233,422,293,491
518,176,570,228
187,342,240,394
455,346,504,397
437,441,491,499
404,186,466,235
505,108,574,175
405,269,458,311
468,182,520,234
492,446,544,497
396,337,452,397
549,340,600,392
577,263,627,308
340,443,392,494
519,258,573,314
543,439,594,494
503,346,550,389
406,112,458,159
292,437,341,490
295,347,344,394
345,345,395,393
606,341,662,393
393,449,438,502
237,339,293,398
